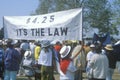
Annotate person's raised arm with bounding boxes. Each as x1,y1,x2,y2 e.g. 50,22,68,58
71,41,84,60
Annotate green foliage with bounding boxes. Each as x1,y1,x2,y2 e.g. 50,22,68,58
83,0,118,35
33,0,118,35
112,0,120,32
35,0,83,14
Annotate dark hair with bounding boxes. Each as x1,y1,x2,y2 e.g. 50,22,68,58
7,43,14,48
95,45,102,53
86,42,91,46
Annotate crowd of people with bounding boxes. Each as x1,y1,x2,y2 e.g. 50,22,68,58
0,39,120,80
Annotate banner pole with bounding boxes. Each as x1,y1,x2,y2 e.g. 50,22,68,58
81,8,83,41
3,16,5,39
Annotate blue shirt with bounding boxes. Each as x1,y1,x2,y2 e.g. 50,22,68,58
4,48,21,71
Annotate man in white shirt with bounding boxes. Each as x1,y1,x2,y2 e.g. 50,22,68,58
38,40,55,80
86,44,96,61
86,44,96,79
88,44,109,80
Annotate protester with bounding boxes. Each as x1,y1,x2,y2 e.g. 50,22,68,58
20,40,30,52
13,40,24,76
38,40,56,80
86,44,96,79
4,39,21,80
53,41,62,62
19,40,30,76
34,41,41,64
60,45,77,80
23,50,35,80
86,44,96,62
88,44,108,80
54,41,62,52
29,40,36,59
104,44,117,80
71,41,84,80
34,40,41,80
0,40,4,79
114,40,120,74
84,42,91,56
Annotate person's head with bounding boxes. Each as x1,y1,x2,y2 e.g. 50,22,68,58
41,40,51,52
6,39,19,48
86,42,91,46
104,44,113,52
95,44,102,53
56,41,62,46
22,40,28,42
41,40,51,48
94,41,102,47
90,44,95,51
60,45,71,59
78,40,82,45
6,39,13,48
13,40,20,47
35,40,41,46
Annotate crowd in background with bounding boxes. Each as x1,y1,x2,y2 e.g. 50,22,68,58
0,39,120,80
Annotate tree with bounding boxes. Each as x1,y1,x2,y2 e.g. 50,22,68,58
83,0,118,35
33,0,118,35
34,0,83,14
111,0,120,35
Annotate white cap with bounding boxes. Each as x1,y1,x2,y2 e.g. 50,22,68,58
90,44,95,47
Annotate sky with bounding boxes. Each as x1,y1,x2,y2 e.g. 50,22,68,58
0,0,39,28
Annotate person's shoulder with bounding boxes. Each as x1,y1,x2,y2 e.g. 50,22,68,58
0,48,4,51
87,51,92,54
5,48,11,52
14,48,20,54
72,45,81,52
36,46,40,49
91,54,99,58
87,51,95,56
76,45,82,48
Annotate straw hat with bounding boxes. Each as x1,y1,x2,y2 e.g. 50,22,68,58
60,45,71,58
104,44,113,51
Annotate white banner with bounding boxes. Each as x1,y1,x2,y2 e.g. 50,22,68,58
4,8,82,40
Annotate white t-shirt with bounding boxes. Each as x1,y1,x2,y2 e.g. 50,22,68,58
38,48,52,66
89,54,109,79
60,61,77,80
87,51,95,61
